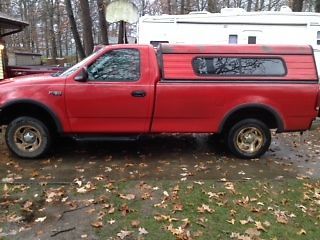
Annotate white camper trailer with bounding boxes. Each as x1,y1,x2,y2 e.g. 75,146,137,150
137,6,320,74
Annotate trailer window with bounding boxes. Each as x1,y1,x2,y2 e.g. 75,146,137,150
317,31,320,45
229,35,238,44
87,49,140,82
0,45,4,80
248,36,256,44
193,57,285,76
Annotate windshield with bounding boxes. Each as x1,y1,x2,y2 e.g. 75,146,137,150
57,49,104,77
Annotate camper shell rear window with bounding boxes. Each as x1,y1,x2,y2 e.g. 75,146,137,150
193,57,286,76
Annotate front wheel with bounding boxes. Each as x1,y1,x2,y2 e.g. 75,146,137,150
5,117,51,159
226,119,271,159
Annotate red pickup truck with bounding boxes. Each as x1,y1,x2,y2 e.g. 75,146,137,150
0,44,319,159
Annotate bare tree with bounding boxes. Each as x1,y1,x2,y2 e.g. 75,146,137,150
316,0,320,12
79,0,94,55
292,0,304,11
65,0,86,59
97,0,109,45
208,0,218,12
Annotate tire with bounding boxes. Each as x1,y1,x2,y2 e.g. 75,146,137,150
226,119,271,159
5,117,51,159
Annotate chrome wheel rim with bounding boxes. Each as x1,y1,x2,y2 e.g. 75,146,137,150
235,127,264,154
14,125,42,152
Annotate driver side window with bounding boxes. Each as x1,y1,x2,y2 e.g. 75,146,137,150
87,49,140,82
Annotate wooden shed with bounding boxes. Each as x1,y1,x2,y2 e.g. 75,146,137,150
0,12,28,79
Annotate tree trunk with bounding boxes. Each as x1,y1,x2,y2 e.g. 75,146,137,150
254,0,259,11
247,0,252,11
260,0,265,10
316,0,320,12
56,0,63,57
79,0,94,56
97,0,109,45
185,0,190,13
65,0,85,59
47,0,57,64
180,0,185,14
167,0,171,14
292,0,303,11
118,21,127,44
208,0,218,12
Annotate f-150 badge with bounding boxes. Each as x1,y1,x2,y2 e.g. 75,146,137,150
49,91,63,96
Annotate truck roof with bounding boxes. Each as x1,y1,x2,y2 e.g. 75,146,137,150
159,44,313,55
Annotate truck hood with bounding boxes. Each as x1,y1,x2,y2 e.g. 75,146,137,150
1,73,66,85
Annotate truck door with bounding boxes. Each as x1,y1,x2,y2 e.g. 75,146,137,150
65,47,154,133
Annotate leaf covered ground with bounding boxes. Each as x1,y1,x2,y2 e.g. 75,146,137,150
1,178,320,239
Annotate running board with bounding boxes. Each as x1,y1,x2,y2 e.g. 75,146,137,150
71,135,139,142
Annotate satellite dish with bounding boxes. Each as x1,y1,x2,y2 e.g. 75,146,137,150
106,0,139,24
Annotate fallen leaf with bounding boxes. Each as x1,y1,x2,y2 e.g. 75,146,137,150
7,214,23,223
297,229,307,235
276,212,289,224
197,204,214,213
139,227,148,235
227,219,235,225
141,192,152,200
3,184,9,192
35,216,47,223
91,221,103,228
167,224,192,240
86,208,95,214
108,219,115,225
117,230,132,239
173,203,184,212
245,227,260,237
108,207,115,214
263,221,271,228
240,219,249,225
255,221,266,232
131,220,140,228
119,194,135,200
23,201,33,211
224,182,236,194
154,214,178,222
120,204,133,216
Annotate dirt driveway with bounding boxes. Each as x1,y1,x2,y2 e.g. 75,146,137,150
1,131,320,184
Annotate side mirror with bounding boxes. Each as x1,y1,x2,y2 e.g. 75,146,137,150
74,68,88,82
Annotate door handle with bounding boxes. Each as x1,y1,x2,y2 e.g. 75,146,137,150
131,90,146,97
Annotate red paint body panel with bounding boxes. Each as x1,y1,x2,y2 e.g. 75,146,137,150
0,44,318,136
151,83,318,132
0,74,72,132
64,45,159,133
160,44,313,55
162,54,317,80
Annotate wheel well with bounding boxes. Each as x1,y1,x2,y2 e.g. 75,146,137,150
1,102,61,134
220,106,283,133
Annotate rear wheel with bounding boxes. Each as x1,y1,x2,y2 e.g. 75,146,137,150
226,119,271,159
5,117,51,159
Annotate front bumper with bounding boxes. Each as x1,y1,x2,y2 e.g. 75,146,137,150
310,117,320,131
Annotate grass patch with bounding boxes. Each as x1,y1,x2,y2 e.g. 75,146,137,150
94,179,320,239
1,180,320,239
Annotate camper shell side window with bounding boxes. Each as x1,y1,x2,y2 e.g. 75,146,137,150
192,57,286,76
